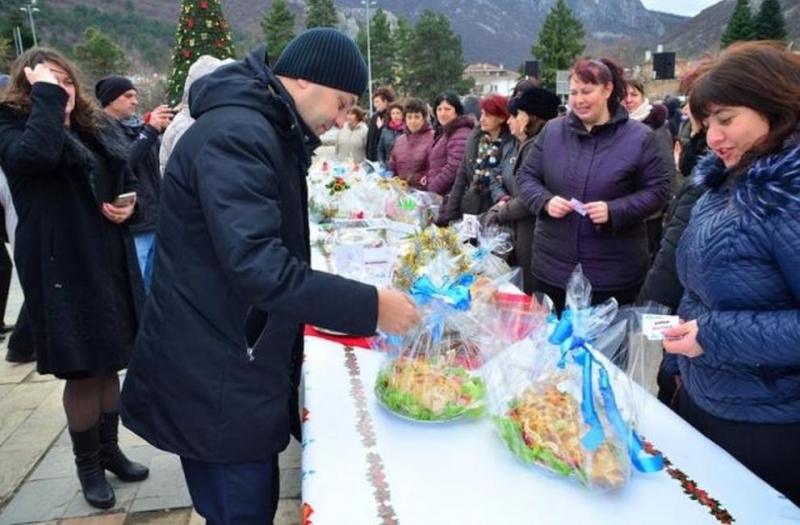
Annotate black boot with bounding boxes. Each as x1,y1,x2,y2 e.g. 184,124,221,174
70,424,116,509
99,412,149,482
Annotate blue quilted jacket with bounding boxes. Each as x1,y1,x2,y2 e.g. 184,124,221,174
675,139,800,423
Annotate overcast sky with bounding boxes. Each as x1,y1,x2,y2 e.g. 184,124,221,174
640,0,719,17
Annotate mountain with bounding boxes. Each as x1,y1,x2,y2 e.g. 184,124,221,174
37,0,684,68
663,0,800,57
25,0,800,73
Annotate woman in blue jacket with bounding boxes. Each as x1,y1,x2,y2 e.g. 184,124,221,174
663,41,800,506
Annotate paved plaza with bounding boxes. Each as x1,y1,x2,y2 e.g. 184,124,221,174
0,264,302,525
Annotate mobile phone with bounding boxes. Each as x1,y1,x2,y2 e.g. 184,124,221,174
112,192,136,207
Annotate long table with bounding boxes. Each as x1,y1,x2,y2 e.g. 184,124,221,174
300,336,800,525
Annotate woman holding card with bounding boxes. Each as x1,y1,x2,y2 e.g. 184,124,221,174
662,41,800,506
516,57,671,312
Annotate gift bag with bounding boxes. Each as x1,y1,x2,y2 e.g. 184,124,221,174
484,265,662,491
374,259,486,422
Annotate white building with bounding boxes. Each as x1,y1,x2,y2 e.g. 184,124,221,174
463,63,520,96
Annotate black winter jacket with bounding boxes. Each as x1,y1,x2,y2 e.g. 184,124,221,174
118,118,161,233
0,83,144,375
120,47,379,462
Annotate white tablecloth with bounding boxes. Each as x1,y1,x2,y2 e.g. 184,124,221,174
301,337,800,525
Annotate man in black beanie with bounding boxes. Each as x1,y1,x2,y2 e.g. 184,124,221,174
119,28,420,524
95,75,173,291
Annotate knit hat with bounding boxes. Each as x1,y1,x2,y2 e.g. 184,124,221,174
95,75,136,108
508,87,561,121
273,28,368,97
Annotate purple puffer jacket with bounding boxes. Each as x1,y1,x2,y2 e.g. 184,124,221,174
516,106,671,291
425,115,474,223
389,121,433,190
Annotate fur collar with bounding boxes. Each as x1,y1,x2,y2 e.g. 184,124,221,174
60,117,129,199
693,143,800,219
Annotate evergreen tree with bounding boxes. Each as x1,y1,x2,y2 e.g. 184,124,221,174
0,9,33,53
721,0,756,48
531,0,585,90
73,27,128,84
393,17,413,96
401,10,472,102
166,0,236,106
754,0,787,42
262,0,296,64
305,0,338,29
356,9,395,88
0,36,12,71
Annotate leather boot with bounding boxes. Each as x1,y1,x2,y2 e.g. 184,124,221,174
99,412,149,482
70,424,116,509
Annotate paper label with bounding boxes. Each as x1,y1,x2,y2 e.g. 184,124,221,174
642,314,681,341
463,214,480,238
333,243,365,276
569,198,587,216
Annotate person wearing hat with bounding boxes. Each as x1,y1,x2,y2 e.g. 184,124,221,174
95,75,173,291
119,28,420,523
483,86,561,294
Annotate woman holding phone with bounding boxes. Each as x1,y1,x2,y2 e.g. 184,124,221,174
0,48,146,509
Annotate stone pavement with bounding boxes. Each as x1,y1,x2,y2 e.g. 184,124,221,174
0,263,302,525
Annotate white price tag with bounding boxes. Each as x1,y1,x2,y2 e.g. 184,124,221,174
641,314,681,341
333,244,365,276
463,214,480,238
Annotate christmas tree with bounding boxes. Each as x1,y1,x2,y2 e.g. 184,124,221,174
166,0,237,106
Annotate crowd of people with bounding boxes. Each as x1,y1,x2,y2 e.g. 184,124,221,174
0,28,798,521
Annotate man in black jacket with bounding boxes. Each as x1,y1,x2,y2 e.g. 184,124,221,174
96,75,173,290
119,29,420,524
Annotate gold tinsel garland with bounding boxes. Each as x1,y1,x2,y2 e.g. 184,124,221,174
393,226,471,291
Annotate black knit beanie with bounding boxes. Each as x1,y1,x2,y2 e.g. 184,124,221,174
95,75,136,108
273,28,368,97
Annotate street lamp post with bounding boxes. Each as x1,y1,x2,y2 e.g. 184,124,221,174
20,0,40,48
361,0,377,114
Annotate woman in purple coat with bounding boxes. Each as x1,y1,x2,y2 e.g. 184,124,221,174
389,98,433,190
516,58,671,311
424,92,475,225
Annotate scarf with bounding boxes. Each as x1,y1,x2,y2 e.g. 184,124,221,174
628,98,653,122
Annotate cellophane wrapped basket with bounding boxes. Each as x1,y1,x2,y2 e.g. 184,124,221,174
484,265,661,491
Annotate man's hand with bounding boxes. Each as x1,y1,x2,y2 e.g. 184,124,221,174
376,289,421,335
147,104,173,132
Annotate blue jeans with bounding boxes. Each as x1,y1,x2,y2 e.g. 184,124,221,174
133,231,155,291
181,456,280,525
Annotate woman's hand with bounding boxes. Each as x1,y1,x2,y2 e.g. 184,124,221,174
24,63,58,86
101,199,136,225
546,196,574,218
662,319,704,358
584,201,610,224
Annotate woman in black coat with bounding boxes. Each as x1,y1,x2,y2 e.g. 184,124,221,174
0,48,147,509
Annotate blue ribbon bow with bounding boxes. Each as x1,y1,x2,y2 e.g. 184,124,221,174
549,310,663,473
409,274,474,341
